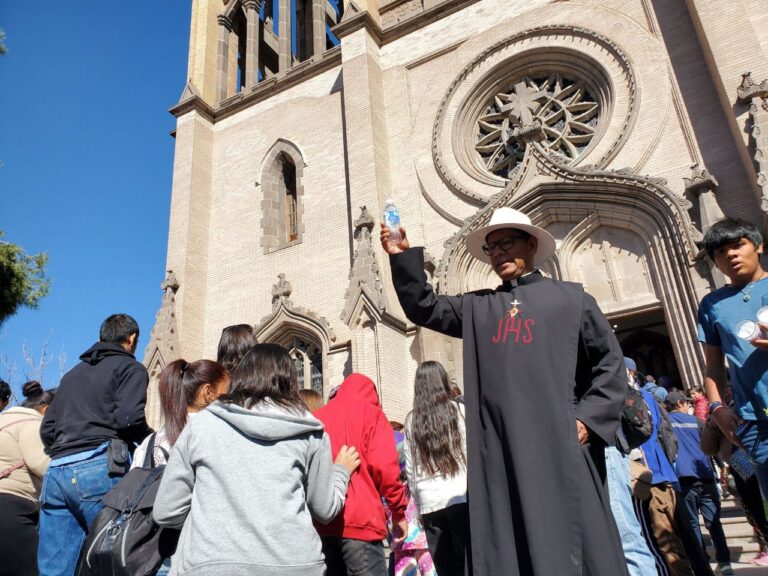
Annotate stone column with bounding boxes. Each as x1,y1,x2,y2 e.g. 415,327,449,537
216,14,233,105
243,0,262,88
737,72,768,215
680,1,765,208
278,0,292,74
684,163,727,288
312,0,325,59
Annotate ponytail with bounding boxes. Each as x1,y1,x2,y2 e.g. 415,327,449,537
159,359,228,445
159,360,187,446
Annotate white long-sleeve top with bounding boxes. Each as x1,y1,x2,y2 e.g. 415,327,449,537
403,401,468,515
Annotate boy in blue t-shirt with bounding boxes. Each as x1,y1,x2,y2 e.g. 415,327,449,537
697,218,768,498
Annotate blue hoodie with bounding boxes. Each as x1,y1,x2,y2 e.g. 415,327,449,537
639,389,678,486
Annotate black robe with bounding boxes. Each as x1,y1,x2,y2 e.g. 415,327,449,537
390,248,629,576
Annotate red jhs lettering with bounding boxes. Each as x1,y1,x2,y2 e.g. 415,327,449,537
523,319,534,344
492,317,535,344
504,315,522,343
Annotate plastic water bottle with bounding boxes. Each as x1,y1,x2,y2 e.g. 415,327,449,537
383,199,401,243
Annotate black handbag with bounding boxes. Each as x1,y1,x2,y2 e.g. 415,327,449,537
76,434,179,576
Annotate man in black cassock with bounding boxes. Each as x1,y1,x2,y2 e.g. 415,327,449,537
381,207,629,576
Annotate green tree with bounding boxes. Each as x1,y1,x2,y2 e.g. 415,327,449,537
0,231,50,326
0,30,7,55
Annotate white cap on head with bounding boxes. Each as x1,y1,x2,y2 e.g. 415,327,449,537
465,207,556,266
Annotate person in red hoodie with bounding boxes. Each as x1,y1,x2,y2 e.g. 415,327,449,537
315,373,409,576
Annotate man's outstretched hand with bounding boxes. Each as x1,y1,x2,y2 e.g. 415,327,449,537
380,222,410,255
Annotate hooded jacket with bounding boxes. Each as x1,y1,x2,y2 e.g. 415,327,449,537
0,407,50,501
314,373,407,541
154,400,350,576
40,342,152,458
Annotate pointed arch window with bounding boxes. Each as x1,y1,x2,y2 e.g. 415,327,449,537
260,140,305,253
288,336,323,394
281,157,299,242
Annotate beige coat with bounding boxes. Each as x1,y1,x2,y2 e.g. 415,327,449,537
0,407,50,502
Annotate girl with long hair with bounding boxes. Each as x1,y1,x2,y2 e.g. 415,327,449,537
154,344,360,575
132,359,229,468
404,361,469,576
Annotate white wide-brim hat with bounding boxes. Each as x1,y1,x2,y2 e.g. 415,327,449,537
466,207,556,266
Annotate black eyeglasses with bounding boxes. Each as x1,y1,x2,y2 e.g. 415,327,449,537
481,235,527,255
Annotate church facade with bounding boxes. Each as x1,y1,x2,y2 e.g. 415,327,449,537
143,0,768,426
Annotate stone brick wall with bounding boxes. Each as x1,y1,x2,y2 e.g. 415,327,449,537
158,0,768,418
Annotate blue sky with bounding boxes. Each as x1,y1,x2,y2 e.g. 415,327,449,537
0,4,191,400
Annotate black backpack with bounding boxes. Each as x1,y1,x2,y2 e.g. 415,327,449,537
76,434,179,576
617,386,653,453
654,399,679,464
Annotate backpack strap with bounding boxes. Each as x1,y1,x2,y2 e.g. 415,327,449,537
157,445,170,462
142,433,157,469
125,466,165,512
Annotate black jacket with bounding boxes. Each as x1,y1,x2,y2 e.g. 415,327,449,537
41,342,153,458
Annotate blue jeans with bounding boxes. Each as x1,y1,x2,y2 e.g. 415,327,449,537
605,447,657,576
38,451,121,576
679,478,730,564
737,420,768,500
321,537,387,576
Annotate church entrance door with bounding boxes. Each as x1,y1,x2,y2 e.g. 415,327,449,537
610,306,681,388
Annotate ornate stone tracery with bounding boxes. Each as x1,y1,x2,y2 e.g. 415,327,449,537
341,206,387,325
476,74,600,178
736,71,768,213
432,26,637,204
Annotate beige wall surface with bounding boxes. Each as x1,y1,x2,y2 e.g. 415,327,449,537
204,66,351,353
150,0,768,421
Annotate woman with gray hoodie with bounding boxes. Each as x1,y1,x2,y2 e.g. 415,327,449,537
154,344,360,576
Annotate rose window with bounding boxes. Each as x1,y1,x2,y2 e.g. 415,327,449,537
476,74,600,179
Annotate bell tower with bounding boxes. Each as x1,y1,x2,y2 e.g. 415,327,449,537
186,0,224,106
184,0,343,107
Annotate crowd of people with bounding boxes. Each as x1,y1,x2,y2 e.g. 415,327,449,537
0,211,767,576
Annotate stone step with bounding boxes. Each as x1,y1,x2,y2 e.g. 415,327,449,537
698,496,763,564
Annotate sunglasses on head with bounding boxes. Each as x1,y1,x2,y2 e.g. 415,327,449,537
481,234,529,255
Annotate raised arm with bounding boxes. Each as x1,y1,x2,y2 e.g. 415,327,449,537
574,292,625,446
381,224,464,337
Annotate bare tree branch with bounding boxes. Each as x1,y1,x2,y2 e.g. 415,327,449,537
58,346,68,381
21,337,53,384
